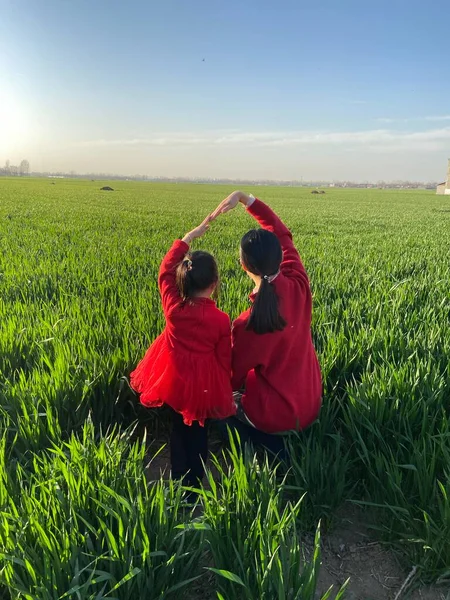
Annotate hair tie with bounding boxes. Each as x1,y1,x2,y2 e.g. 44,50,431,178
263,270,280,284
185,259,193,271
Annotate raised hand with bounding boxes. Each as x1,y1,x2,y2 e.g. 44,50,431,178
182,214,213,245
211,191,251,220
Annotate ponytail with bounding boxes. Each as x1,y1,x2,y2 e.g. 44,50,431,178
176,258,194,300
240,228,286,335
246,277,286,334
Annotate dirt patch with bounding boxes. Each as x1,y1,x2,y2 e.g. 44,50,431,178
314,506,449,599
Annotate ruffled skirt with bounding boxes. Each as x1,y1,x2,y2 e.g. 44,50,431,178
130,334,235,426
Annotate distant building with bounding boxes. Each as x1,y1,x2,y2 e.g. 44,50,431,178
436,159,450,195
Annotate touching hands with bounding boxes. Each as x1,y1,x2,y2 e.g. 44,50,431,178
182,191,252,245
211,191,251,219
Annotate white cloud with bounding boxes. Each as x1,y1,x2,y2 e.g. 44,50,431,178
424,115,450,121
77,127,450,152
78,136,210,147
377,115,450,124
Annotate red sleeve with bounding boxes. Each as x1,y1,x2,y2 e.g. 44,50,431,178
247,199,309,285
215,316,232,375
158,240,189,314
231,316,264,391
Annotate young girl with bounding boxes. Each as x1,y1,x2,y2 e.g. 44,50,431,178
212,192,322,455
130,215,235,485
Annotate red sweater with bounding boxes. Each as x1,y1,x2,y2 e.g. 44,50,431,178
231,200,322,433
130,240,235,425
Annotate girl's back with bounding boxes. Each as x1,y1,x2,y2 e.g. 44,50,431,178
131,237,234,426
130,214,235,489
228,197,322,433
165,295,230,356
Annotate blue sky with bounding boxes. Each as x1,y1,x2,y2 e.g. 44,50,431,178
1,0,449,181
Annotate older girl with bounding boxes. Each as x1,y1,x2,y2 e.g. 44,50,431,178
212,192,322,454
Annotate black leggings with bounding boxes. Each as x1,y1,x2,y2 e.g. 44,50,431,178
216,416,288,462
170,409,208,486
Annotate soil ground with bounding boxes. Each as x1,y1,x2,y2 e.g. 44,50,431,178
313,507,449,600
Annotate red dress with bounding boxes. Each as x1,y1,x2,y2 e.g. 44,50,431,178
231,199,322,433
130,240,235,426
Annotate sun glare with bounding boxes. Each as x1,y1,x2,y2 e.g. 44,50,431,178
0,89,31,154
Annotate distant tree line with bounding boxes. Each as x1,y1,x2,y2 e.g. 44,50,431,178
0,162,439,188
0,159,30,176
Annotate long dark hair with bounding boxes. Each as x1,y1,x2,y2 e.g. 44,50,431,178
240,229,286,334
176,251,219,300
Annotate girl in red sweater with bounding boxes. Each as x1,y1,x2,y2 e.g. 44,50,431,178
130,215,235,485
212,192,322,455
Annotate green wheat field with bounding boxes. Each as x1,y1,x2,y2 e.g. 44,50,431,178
0,177,449,599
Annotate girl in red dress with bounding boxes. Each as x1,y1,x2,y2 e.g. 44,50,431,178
130,215,235,485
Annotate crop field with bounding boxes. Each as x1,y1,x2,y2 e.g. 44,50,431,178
0,177,449,599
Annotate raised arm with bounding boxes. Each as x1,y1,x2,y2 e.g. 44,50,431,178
158,240,189,314
158,214,213,314
246,198,307,280
211,191,308,282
